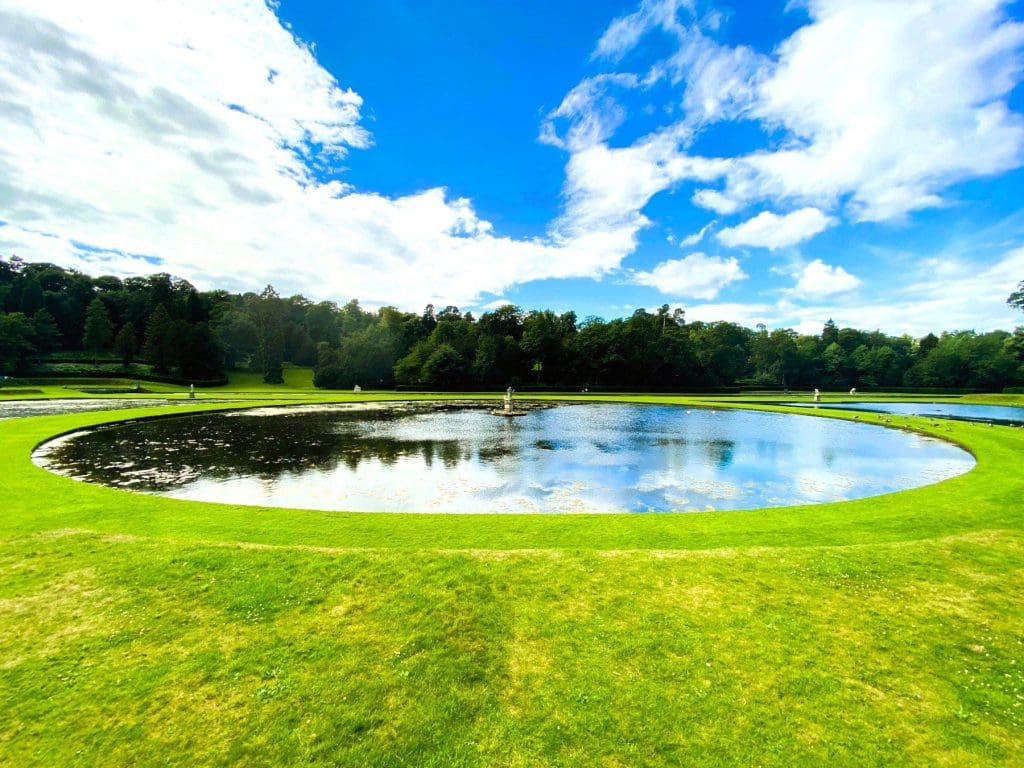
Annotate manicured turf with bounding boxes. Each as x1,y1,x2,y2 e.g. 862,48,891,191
1,391,1022,766
0,365,318,400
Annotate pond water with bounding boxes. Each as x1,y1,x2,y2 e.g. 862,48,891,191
0,398,177,420
33,402,974,513
786,401,1024,425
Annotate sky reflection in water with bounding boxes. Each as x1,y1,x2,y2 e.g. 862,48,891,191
35,403,975,513
787,401,1024,425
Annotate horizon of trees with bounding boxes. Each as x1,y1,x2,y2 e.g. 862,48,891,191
2,255,1023,392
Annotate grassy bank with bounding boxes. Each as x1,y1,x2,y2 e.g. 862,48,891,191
1,393,1022,766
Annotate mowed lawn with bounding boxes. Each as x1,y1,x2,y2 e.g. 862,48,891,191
0,394,1022,767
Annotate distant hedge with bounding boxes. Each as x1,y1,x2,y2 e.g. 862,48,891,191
851,386,986,395
9,370,227,387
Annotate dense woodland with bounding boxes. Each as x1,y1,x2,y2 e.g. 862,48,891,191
2,256,1023,392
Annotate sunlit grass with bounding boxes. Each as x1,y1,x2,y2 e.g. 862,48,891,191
1,391,1022,766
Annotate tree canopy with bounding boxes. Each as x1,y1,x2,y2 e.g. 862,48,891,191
1,255,1022,391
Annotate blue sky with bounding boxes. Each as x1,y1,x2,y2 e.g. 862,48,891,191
1,0,1023,334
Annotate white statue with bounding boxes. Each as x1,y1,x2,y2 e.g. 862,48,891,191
353,384,362,392
189,383,195,399
850,387,857,395
814,388,821,402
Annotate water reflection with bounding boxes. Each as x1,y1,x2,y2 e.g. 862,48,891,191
787,401,1024,425
704,439,735,469
0,398,182,420
34,402,975,514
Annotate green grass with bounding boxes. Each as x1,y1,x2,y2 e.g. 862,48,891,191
220,364,316,392
0,366,318,401
1,391,1023,766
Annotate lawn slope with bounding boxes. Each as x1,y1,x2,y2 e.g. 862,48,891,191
1,395,1022,767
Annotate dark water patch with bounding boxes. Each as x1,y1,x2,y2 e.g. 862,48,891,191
535,439,572,451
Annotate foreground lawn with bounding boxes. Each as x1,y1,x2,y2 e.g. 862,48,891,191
1,395,1022,766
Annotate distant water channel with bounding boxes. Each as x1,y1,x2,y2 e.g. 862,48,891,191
1,398,178,420
33,402,974,513
786,401,1024,425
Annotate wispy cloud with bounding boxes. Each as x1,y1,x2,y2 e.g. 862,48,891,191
679,221,715,247
592,0,694,62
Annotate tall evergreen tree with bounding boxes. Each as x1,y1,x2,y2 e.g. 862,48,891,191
142,304,175,373
114,321,138,366
82,298,113,365
821,319,839,345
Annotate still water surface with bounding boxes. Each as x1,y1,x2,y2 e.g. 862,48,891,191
34,402,974,513
787,401,1024,425
0,398,176,420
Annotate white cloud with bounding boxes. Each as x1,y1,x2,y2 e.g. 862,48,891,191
539,73,640,151
0,1,645,310
632,252,746,299
477,298,514,312
691,189,739,214
701,0,1024,220
593,0,693,61
683,301,776,328
679,221,714,246
659,30,767,127
573,0,1024,258
791,259,861,298
686,247,1024,336
4,0,1023,324
0,223,83,266
550,132,728,273
716,208,834,250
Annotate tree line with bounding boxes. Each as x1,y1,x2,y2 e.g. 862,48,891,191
2,256,1023,392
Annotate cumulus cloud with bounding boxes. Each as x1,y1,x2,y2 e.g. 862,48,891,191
563,0,1024,273
791,259,861,298
632,252,746,299
716,208,834,250
694,0,1024,220
4,0,1023,321
0,1,642,309
686,247,1024,335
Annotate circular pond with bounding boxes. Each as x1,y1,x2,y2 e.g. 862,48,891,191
32,402,974,513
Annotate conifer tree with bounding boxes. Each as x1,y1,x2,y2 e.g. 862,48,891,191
82,298,112,365
142,304,175,373
114,321,138,366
